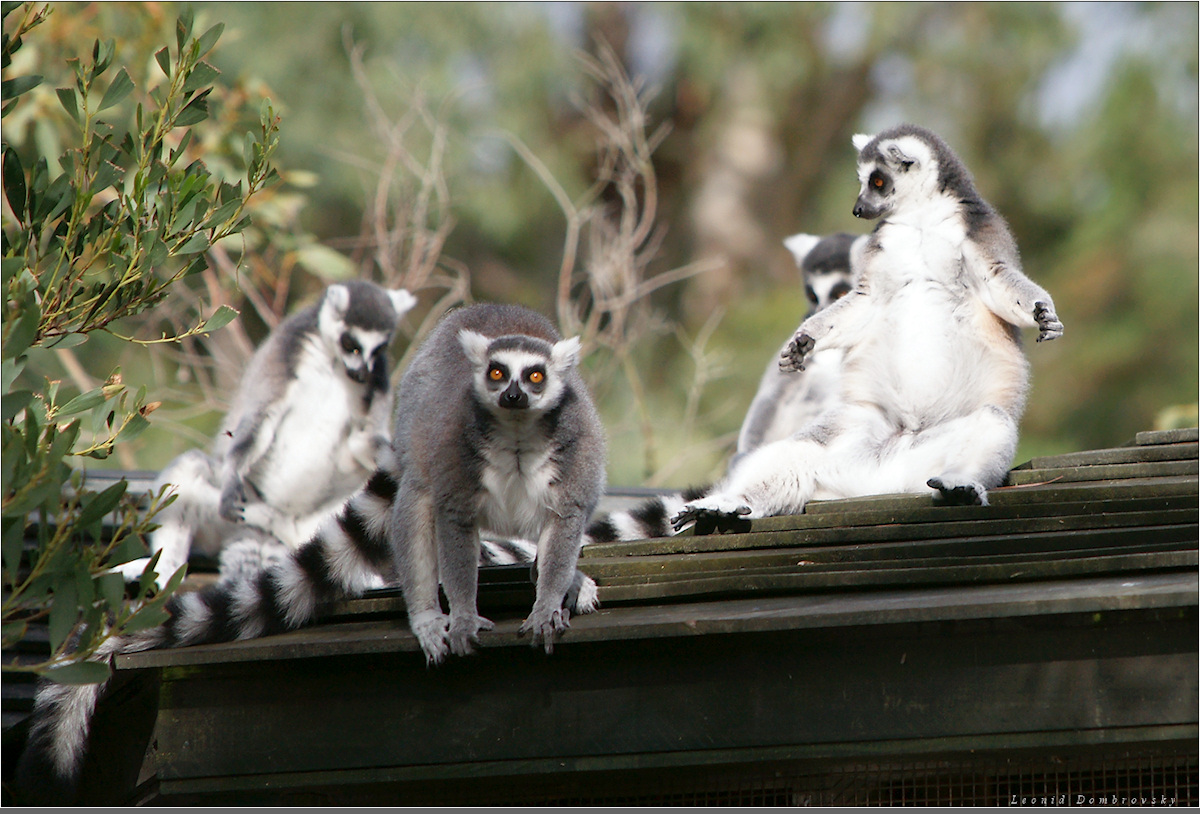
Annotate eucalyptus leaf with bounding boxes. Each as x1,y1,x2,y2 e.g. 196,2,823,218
57,387,108,417
97,67,134,112
114,412,150,444
3,145,26,221
198,304,238,334
195,22,225,59
75,480,128,528
48,577,79,654
42,659,111,686
182,61,220,95
2,517,24,584
154,46,171,78
1,390,33,421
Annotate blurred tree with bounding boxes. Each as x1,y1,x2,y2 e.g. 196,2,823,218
18,1,1197,485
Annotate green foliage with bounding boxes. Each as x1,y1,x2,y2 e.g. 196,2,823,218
1,3,280,681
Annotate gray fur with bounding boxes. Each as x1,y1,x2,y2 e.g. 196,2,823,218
673,123,1063,531
113,281,416,589
389,304,606,663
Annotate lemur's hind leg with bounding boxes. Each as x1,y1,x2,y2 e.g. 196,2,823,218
883,405,1019,507
112,449,222,586
673,435,828,531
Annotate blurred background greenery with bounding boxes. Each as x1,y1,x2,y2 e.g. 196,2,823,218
6,1,1198,488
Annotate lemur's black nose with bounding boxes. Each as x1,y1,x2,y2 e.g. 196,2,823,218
500,380,528,409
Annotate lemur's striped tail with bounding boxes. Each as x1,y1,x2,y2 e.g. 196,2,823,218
583,485,712,544
14,468,398,805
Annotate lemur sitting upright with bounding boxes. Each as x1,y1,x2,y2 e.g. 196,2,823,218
672,123,1062,530
114,280,417,588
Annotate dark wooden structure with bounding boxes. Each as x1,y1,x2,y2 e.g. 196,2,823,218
4,429,1198,805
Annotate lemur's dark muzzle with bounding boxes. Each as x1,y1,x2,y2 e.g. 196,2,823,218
500,380,528,410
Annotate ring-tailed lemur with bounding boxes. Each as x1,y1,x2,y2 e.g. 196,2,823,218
586,230,863,544
392,303,606,662
16,304,603,804
113,280,417,589
671,123,1062,531
729,231,863,473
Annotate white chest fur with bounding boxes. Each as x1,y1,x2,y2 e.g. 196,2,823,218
843,208,1024,425
478,419,557,540
251,337,373,510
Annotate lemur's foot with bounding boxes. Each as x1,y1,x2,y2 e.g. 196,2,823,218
671,496,753,534
410,611,452,665
446,612,495,658
928,477,989,507
564,571,599,615
218,481,247,523
519,603,570,654
1034,301,1063,342
779,333,816,372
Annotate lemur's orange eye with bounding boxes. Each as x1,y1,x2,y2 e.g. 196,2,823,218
872,176,884,188
528,370,544,384
488,366,505,381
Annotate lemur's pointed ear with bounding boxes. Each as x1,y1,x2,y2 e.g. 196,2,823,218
550,336,582,371
322,284,350,318
885,142,917,171
852,133,873,153
388,289,417,319
783,233,821,266
458,330,491,367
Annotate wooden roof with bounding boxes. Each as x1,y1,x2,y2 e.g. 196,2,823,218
3,429,1197,805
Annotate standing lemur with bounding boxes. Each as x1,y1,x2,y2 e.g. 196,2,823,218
586,229,862,544
18,303,604,804
672,123,1062,530
113,280,417,588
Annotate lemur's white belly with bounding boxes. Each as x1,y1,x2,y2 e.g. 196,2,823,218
843,226,1027,426
252,369,371,513
479,433,557,541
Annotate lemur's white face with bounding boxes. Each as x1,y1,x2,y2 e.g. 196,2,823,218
317,284,414,385
334,326,393,384
459,331,580,415
852,134,937,221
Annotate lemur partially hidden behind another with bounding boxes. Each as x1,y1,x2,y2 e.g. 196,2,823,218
729,231,864,474
113,280,417,589
584,229,863,544
671,123,1062,530
18,303,603,805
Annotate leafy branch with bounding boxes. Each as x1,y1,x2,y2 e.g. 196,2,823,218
1,3,282,682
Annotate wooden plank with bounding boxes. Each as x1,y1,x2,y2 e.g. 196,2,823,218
594,550,1198,603
583,506,1197,558
583,522,1197,578
1134,428,1199,446
117,568,1198,671
592,538,1194,587
1010,442,1198,470
800,476,1198,517
1005,460,1197,486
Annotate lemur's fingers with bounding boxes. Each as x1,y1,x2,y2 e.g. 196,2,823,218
779,333,816,372
1033,301,1063,342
